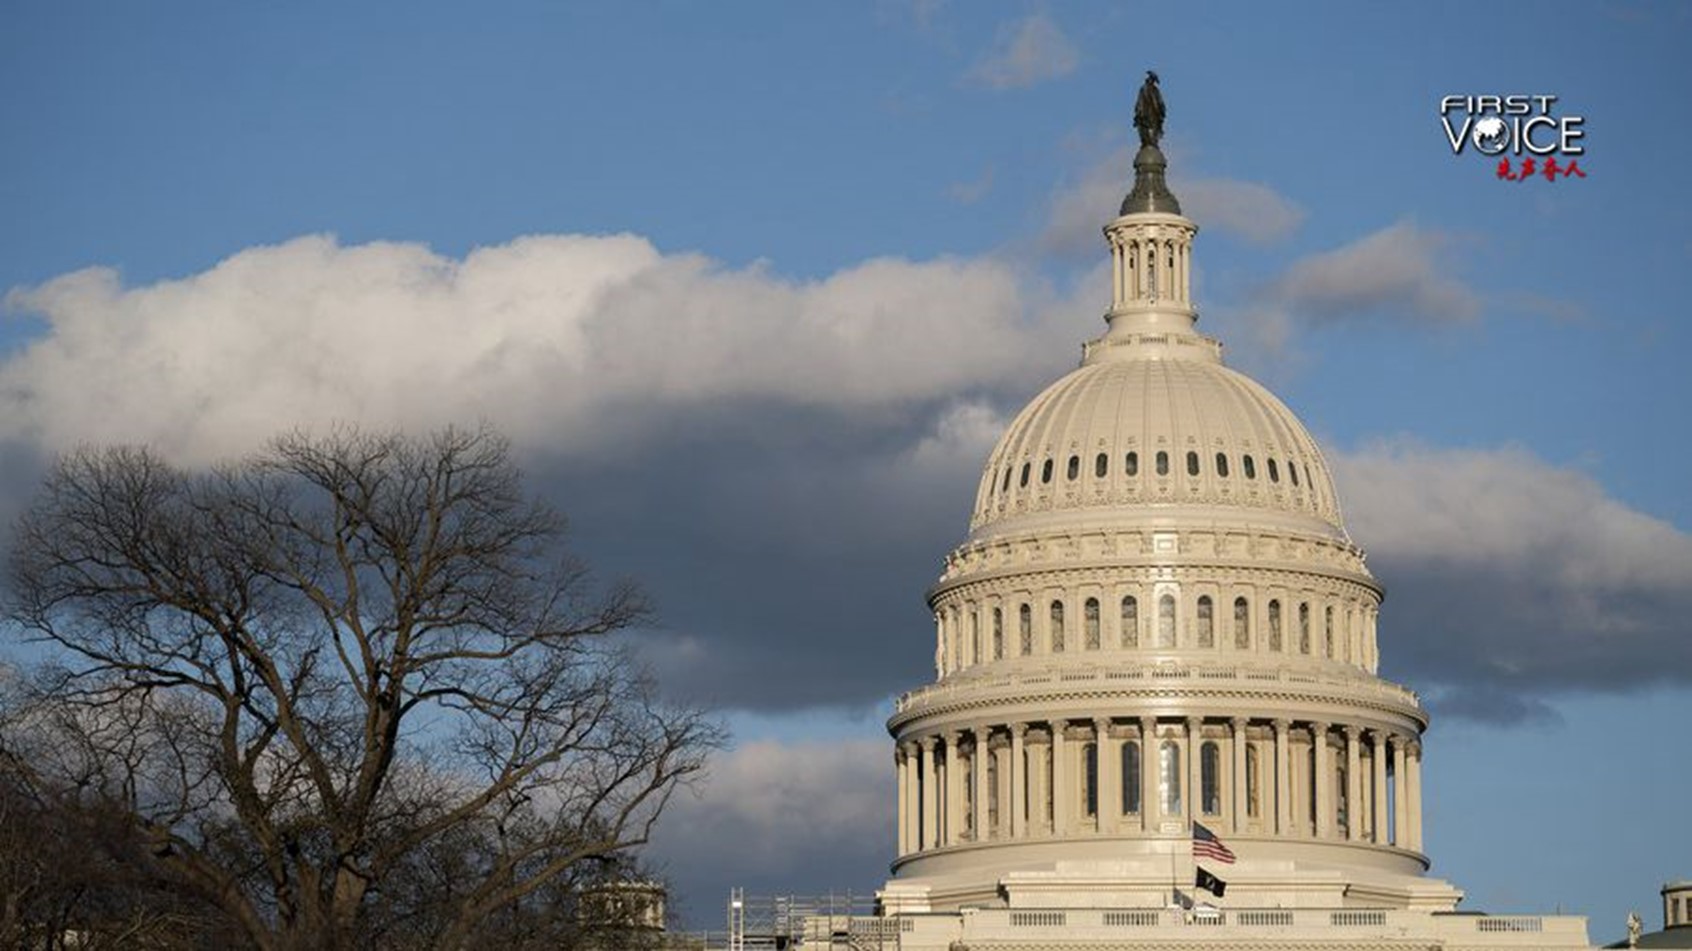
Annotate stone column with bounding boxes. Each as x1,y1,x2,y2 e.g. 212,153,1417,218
944,732,961,846
1345,727,1363,842
896,746,909,855
1273,719,1292,836
1010,723,1027,839
1392,735,1408,847
919,737,938,851
972,727,990,842
1370,731,1389,845
1312,721,1331,838
1408,741,1424,852
1230,717,1248,836
1051,720,1069,836
1096,718,1118,833
1139,717,1157,831
1186,717,1202,823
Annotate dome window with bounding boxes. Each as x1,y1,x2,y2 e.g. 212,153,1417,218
1084,598,1101,649
1268,458,1280,483
1243,455,1256,480
1002,467,1013,492
1197,596,1214,649
1126,451,1140,476
1245,745,1261,818
1159,740,1182,815
1268,600,1283,651
1122,741,1142,814
1298,602,1311,654
1019,604,1033,656
992,607,1004,660
1201,741,1222,815
1094,453,1108,478
1083,742,1098,817
1155,451,1170,477
1120,596,1139,648
1186,451,1200,476
1066,455,1080,481
1289,461,1300,487
1324,605,1335,658
1041,459,1054,484
1156,594,1176,649
1215,453,1230,478
1233,597,1250,649
1020,463,1031,488
1049,600,1065,652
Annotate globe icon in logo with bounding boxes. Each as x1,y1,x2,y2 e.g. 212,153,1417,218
1471,115,1509,155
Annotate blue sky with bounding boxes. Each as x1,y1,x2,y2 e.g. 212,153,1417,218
3,0,1689,940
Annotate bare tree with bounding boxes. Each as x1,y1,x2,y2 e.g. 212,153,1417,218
3,426,718,950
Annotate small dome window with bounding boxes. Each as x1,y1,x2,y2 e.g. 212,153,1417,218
1020,462,1031,487
1186,451,1200,476
1094,453,1108,478
1298,602,1311,654
1215,453,1230,478
1197,595,1214,649
1156,594,1176,648
1019,604,1033,655
992,607,1004,660
1002,467,1012,492
1155,451,1170,477
1305,464,1316,494
1268,459,1280,483
1120,596,1139,648
1067,455,1080,481
1289,461,1300,487
1050,600,1065,652
1233,596,1250,649
1268,600,1283,651
1041,458,1054,483
1126,451,1140,476
1243,455,1256,479
1084,598,1100,649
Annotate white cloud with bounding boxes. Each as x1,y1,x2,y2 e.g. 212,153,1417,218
947,165,995,205
1270,221,1478,323
1331,439,1692,718
647,738,888,915
0,234,1072,466
1040,145,1305,255
965,15,1079,90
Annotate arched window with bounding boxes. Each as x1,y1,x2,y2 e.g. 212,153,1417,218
1186,451,1200,476
1245,744,1261,818
1155,451,1170,476
1020,462,1031,487
1120,596,1139,648
969,610,980,666
1289,461,1300,487
1094,453,1108,478
1002,467,1012,492
1298,602,1311,654
1233,596,1250,649
1201,741,1221,815
1216,453,1230,478
1157,594,1176,649
1019,604,1032,656
1049,600,1065,653
1159,740,1182,815
1084,598,1101,650
1243,455,1256,480
1122,741,1142,814
1126,451,1139,476
1083,742,1098,818
1268,458,1280,483
992,607,1004,660
1041,459,1054,484
1268,600,1283,651
1067,455,1080,481
1197,596,1214,649
1324,606,1335,658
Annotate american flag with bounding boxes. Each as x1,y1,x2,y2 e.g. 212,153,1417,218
1192,821,1236,864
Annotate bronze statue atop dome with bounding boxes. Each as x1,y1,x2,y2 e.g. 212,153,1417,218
1133,70,1165,148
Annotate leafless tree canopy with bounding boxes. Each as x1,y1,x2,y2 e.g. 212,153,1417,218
2,426,718,950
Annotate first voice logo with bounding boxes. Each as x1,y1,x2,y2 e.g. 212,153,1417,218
1439,95,1589,182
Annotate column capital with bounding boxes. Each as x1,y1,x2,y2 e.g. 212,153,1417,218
1343,723,1364,740
919,735,937,752
1093,716,1111,734
1272,717,1291,731
973,724,992,742
1407,740,1423,758
1009,721,1028,738
1230,716,1249,730
945,729,964,744
1310,719,1331,733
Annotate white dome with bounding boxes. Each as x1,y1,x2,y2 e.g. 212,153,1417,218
970,334,1344,539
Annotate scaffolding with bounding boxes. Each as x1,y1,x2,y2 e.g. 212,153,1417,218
724,889,890,951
